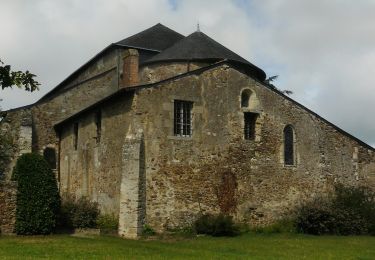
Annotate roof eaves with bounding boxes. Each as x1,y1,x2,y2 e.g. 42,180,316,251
114,43,161,53
54,60,373,151
54,61,228,130
37,44,117,103
38,44,162,104
235,69,375,151
1,104,34,113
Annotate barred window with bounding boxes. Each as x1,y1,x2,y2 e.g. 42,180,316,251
73,122,79,150
244,112,257,140
284,125,294,165
174,100,193,137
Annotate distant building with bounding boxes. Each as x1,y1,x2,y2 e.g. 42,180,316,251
1,24,375,237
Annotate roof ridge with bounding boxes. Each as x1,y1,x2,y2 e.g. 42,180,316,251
144,30,266,80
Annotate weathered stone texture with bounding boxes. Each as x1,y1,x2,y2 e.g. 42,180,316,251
121,49,139,88
0,181,17,234
118,130,146,238
139,62,208,84
32,57,119,152
0,108,32,180
59,94,134,215
57,62,375,235
131,64,375,230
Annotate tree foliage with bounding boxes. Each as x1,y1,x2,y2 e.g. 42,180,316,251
265,75,293,95
0,59,39,92
12,153,60,235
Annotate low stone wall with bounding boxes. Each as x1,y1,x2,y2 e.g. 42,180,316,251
0,181,17,234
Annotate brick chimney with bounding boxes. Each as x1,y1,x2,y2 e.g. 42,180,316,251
121,49,139,88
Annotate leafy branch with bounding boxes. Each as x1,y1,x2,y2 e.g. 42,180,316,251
0,59,40,91
265,75,293,95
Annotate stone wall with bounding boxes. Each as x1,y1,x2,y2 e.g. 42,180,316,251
132,64,375,230
0,181,17,234
0,108,32,180
32,49,121,152
139,61,209,84
57,62,375,236
59,93,134,215
118,130,146,238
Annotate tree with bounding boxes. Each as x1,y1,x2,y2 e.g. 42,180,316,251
0,59,39,91
265,75,293,95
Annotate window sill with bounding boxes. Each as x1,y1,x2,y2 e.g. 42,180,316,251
283,164,297,169
167,135,193,141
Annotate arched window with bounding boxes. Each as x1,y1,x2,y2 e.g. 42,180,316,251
241,89,251,108
284,125,295,165
43,147,57,170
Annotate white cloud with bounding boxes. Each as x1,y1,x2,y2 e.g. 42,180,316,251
1,0,375,145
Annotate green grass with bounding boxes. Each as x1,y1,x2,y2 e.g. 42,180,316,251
0,233,375,259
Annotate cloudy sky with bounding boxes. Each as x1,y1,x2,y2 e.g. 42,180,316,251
1,0,375,146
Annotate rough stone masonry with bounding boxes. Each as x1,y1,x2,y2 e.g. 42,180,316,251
1,24,375,238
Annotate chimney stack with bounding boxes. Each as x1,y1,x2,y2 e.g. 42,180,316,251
121,49,139,88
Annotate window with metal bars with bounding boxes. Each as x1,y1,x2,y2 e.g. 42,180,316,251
284,125,294,165
244,112,257,140
174,100,193,137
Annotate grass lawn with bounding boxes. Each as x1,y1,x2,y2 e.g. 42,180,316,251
0,233,374,259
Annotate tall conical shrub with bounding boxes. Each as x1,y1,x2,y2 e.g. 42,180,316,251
12,153,60,234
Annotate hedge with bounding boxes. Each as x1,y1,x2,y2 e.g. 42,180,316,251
12,153,60,235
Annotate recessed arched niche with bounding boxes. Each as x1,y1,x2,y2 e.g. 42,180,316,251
240,88,259,111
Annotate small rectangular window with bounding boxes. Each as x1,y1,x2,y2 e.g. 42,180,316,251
73,122,79,150
244,112,257,140
95,110,102,144
174,100,193,137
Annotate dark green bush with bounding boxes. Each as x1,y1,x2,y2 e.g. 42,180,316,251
97,214,119,231
59,196,99,229
296,184,375,235
194,214,215,235
296,199,337,235
12,153,60,235
142,224,156,236
194,214,239,237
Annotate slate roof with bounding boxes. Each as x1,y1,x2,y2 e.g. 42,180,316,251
115,23,184,51
38,24,183,102
145,31,266,81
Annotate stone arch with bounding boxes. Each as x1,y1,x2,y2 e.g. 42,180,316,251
240,88,259,111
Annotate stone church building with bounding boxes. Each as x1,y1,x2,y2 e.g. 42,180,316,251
1,24,375,238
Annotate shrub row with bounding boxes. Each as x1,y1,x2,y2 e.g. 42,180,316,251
13,153,60,235
59,196,119,231
194,214,239,237
59,196,100,229
296,184,375,235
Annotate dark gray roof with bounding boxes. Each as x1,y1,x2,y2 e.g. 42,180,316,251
115,23,184,51
39,24,183,102
145,31,266,80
